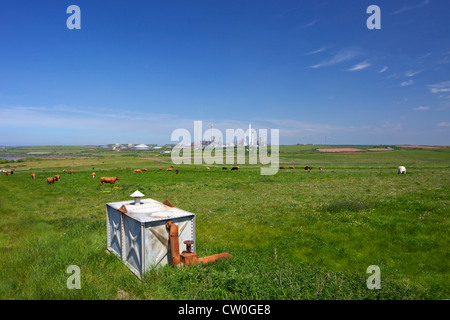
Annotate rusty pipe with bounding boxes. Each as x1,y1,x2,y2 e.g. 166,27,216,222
198,252,232,264
165,221,181,266
166,221,232,267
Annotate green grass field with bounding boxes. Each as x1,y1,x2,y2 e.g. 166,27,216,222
0,146,449,299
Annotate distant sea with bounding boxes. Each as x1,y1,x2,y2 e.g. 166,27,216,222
0,156,23,161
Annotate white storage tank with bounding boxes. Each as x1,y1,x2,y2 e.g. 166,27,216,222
106,191,195,278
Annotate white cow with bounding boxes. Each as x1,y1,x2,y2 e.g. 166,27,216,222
398,166,406,174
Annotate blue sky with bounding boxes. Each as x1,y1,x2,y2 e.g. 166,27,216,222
0,0,449,146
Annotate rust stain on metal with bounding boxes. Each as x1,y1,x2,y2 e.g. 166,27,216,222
149,226,168,248
163,200,174,207
118,205,128,214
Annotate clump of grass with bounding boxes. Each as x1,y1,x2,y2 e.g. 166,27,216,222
322,200,373,213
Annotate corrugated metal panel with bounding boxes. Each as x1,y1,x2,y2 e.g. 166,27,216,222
106,196,195,279
122,214,142,277
106,206,122,258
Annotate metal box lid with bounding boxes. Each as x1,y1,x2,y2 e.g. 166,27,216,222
106,198,195,223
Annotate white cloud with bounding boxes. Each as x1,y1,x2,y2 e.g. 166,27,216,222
348,61,371,71
413,106,430,111
405,70,423,77
379,66,388,73
296,20,316,30
437,122,450,127
310,48,360,69
305,46,328,55
389,0,430,15
428,81,450,93
401,80,414,87
0,105,191,134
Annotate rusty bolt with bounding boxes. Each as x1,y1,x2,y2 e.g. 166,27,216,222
184,240,194,253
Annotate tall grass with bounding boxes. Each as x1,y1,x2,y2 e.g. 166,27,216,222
0,148,449,299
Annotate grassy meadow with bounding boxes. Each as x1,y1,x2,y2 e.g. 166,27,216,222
0,145,449,299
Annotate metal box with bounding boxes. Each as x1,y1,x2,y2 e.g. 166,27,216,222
106,196,195,278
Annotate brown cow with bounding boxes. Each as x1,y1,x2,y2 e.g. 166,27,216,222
54,175,61,181
100,176,119,185
47,177,55,184
70,170,74,174
92,172,96,179
62,169,67,173
142,168,148,172
166,168,173,172
4,172,9,176
280,166,286,169
289,166,295,170
309,166,312,171
134,169,142,173
159,168,163,171
31,173,36,180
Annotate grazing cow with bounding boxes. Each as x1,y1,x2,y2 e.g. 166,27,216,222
170,165,174,168
142,168,148,172
175,170,179,174
134,169,142,174
280,166,286,170
47,177,55,184
126,167,131,170
54,174,61,181
304,166,309,170
31,173,36,180
398,166,406,174
100,176,119,185
166,168,173,172
309,166,312,171
231,166,239,171
289,166,295,170
92,172,96,179
4,172,9,176
206,167,210,170
222,167,227,170
70,170,74,174
117,167,122,170
177,166,181,169
159,168,163,171
319,167,323,171
62,169,67,173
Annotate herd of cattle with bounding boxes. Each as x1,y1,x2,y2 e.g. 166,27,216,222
279,166,322,171
23,165,244,185
5,165,407,184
